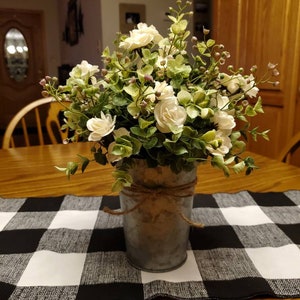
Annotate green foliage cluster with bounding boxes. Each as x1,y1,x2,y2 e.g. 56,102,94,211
41,0,278,192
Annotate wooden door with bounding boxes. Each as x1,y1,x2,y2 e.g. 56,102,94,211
0,9,47,131
211,0,300,160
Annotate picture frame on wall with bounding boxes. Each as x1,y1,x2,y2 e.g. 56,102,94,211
119,4,146,33
67,0,78,46
63,0,81,46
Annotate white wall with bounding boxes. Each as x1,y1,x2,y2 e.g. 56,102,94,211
0,0,60,76
58,0,102,67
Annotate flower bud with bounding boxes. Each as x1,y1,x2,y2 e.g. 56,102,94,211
250,65,257,73
160,60,166,66
129,76,136,84
268,62,277,70
144,74,153,82
215,52,221,58
203,27,210,35
39,78,46,86
101,68,108,76
227,65,234,72
41,90,49,97
191,36,198,43
242,100,249,106
219,58,225,65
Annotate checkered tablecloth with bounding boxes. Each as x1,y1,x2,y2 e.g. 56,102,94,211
0,191,300,300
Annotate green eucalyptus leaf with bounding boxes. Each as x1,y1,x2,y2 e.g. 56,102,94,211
232,161,246,173
55,166,67,173
94,152,107,165
77,154,90,173
206,39,216,48
177,90,192,105
201,130,216,142
253,97,264,113
127,102,140,117
164,141,188,155
66,161,78,175
171,20,188,34
131,126,157,138
124,83,139,98
143,136,158,149
262,129,270,141
112,94,128,106
187,105,200,118
193,89,206,104
138,117,154,129
245,105,257,117
112,144,132,157
211,155,230,176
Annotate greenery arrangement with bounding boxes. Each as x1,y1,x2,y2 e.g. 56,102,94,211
40,0,279,192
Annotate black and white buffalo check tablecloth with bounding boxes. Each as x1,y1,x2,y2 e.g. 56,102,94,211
1,190,300,300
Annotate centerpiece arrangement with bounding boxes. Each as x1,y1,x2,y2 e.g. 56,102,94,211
41,0,278,272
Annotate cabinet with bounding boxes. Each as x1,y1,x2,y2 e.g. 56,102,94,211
210,0,300,165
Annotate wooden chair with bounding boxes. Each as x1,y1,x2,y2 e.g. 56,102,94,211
277,131,300,163
2,97,70,149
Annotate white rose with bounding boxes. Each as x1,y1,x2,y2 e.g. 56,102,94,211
69,60,99,80
154,99,187,133
154,81,177,101
213,111,236,134
120,23,163,51
206,130,232,156
136,23,163,43
86,112,116,141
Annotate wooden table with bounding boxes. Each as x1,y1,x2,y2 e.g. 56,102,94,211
0,143,300,300
0,142,299,198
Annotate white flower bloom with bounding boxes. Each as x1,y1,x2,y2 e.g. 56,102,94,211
154,99,187,133
206,130,232,156
227,77,241,94
69,60,99,81
213,111,236,134
86,112,116,141
154,81,177,101
119,23,163,51
241,74,259,98
219,73,239,93
210,94,230,109
220,73,259,98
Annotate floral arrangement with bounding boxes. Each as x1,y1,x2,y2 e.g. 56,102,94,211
41,0,278,192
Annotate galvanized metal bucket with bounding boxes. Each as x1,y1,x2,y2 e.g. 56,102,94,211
120,160,197,272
